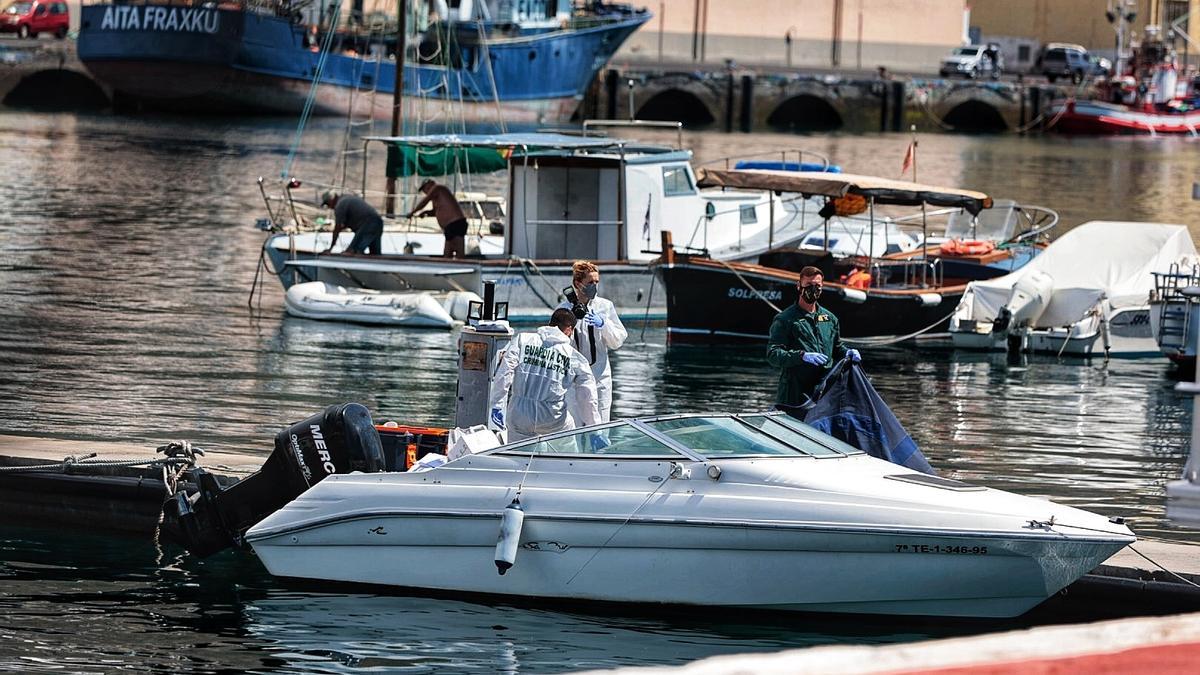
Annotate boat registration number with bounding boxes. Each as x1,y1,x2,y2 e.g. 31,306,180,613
895,544,988,555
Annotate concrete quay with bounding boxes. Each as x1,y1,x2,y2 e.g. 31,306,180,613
584,59,1066,135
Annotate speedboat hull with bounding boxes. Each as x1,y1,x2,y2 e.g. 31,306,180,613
246,450,1133,618
952,306,1158,357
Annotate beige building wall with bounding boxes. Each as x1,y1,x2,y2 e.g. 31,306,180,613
969,0,1200,57
615,0,968,73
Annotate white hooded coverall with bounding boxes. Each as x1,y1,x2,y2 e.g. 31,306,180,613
490,326,601,442
557,296,627,421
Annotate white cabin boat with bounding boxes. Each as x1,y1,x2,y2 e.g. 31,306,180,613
950,221,1198,357
261,133,840,322
245,412,1134,618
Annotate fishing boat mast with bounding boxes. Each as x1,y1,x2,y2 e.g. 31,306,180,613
385,0,407,216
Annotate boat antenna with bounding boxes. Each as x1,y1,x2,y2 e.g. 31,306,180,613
282,0,344,180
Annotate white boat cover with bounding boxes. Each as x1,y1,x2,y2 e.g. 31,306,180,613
959,221,1198,327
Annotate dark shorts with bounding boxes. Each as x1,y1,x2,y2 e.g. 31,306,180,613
443,218,468,239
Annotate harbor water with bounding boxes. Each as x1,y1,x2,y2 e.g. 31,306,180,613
2,111,1199,672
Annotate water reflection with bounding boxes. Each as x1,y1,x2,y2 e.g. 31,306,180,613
2,111,1199,672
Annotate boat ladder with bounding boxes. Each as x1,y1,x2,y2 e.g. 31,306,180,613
335,16,389,191
1154,263,1200,353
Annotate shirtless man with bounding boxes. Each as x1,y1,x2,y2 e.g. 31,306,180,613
406,179,468,257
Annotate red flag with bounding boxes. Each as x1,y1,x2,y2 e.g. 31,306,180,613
900,141,914,178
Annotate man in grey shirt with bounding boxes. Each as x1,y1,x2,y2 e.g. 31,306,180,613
321,190,384,255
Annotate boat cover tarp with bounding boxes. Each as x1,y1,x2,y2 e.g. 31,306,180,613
959,221,1198,327
372,133,628,177
804,359,935,475
695,169,993,215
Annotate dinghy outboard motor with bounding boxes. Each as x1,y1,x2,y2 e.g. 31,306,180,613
162,403,385,557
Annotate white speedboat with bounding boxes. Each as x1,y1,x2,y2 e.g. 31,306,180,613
261,133,840,322
950,221,1198,357
284,281,480,328
245,412,1133,618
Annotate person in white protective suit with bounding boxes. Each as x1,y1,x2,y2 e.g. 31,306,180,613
489,308,602,442
556,260,627,421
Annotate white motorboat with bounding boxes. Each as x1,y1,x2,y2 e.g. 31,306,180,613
244,412,1134,618
950,221,1198,357
260,133,841,322
284,281,480,328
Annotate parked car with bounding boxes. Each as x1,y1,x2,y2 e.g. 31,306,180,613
1038,43,1092,83
939,44,1003,79
0,0,68,39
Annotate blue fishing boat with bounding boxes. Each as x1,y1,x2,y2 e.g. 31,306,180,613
76,1,649,126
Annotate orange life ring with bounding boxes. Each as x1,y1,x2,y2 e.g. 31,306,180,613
941,239,996,256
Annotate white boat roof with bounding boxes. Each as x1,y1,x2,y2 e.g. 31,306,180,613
695,169,993,214
963,221,1199,326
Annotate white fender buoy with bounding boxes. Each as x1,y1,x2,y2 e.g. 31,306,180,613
494,497,525,575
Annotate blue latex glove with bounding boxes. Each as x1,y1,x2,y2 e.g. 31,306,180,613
588,433,611,452
490,407,505,429
801,352,829,366
585,308,605,329
846,348,862,363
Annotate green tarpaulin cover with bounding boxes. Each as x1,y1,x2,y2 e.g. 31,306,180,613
386,145,508,178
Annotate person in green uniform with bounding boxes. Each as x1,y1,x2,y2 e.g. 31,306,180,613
766,266,861,411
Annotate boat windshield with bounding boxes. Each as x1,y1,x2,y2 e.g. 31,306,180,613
739,415,864,456
945,199,1016,241
499,423,684,457
645,416,823,458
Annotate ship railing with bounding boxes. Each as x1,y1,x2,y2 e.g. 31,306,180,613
697,148,834,173
870,257,943,289
1153,263,1200,299
582,119,684,149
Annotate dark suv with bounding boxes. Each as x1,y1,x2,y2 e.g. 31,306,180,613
1038,44,1091,83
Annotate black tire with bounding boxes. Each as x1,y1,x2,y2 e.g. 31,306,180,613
17,24,29,39
55,26,66,39
1071,69,1083,84
1047,73,1057,83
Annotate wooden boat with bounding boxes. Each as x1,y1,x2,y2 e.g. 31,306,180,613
658,169,1000,345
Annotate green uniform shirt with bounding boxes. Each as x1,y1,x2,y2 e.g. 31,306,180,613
766,303,847,406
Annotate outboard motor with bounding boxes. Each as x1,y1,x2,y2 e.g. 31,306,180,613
161,403,385,557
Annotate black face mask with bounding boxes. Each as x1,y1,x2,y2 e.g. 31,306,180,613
800,284,822,303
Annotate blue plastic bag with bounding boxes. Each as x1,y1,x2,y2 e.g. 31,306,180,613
803,358,935,475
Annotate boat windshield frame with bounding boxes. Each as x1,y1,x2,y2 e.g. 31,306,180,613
483,412,864,461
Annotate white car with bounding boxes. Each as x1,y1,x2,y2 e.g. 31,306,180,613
939,44,1002,79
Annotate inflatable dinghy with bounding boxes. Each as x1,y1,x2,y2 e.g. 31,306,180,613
285,282,480,328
